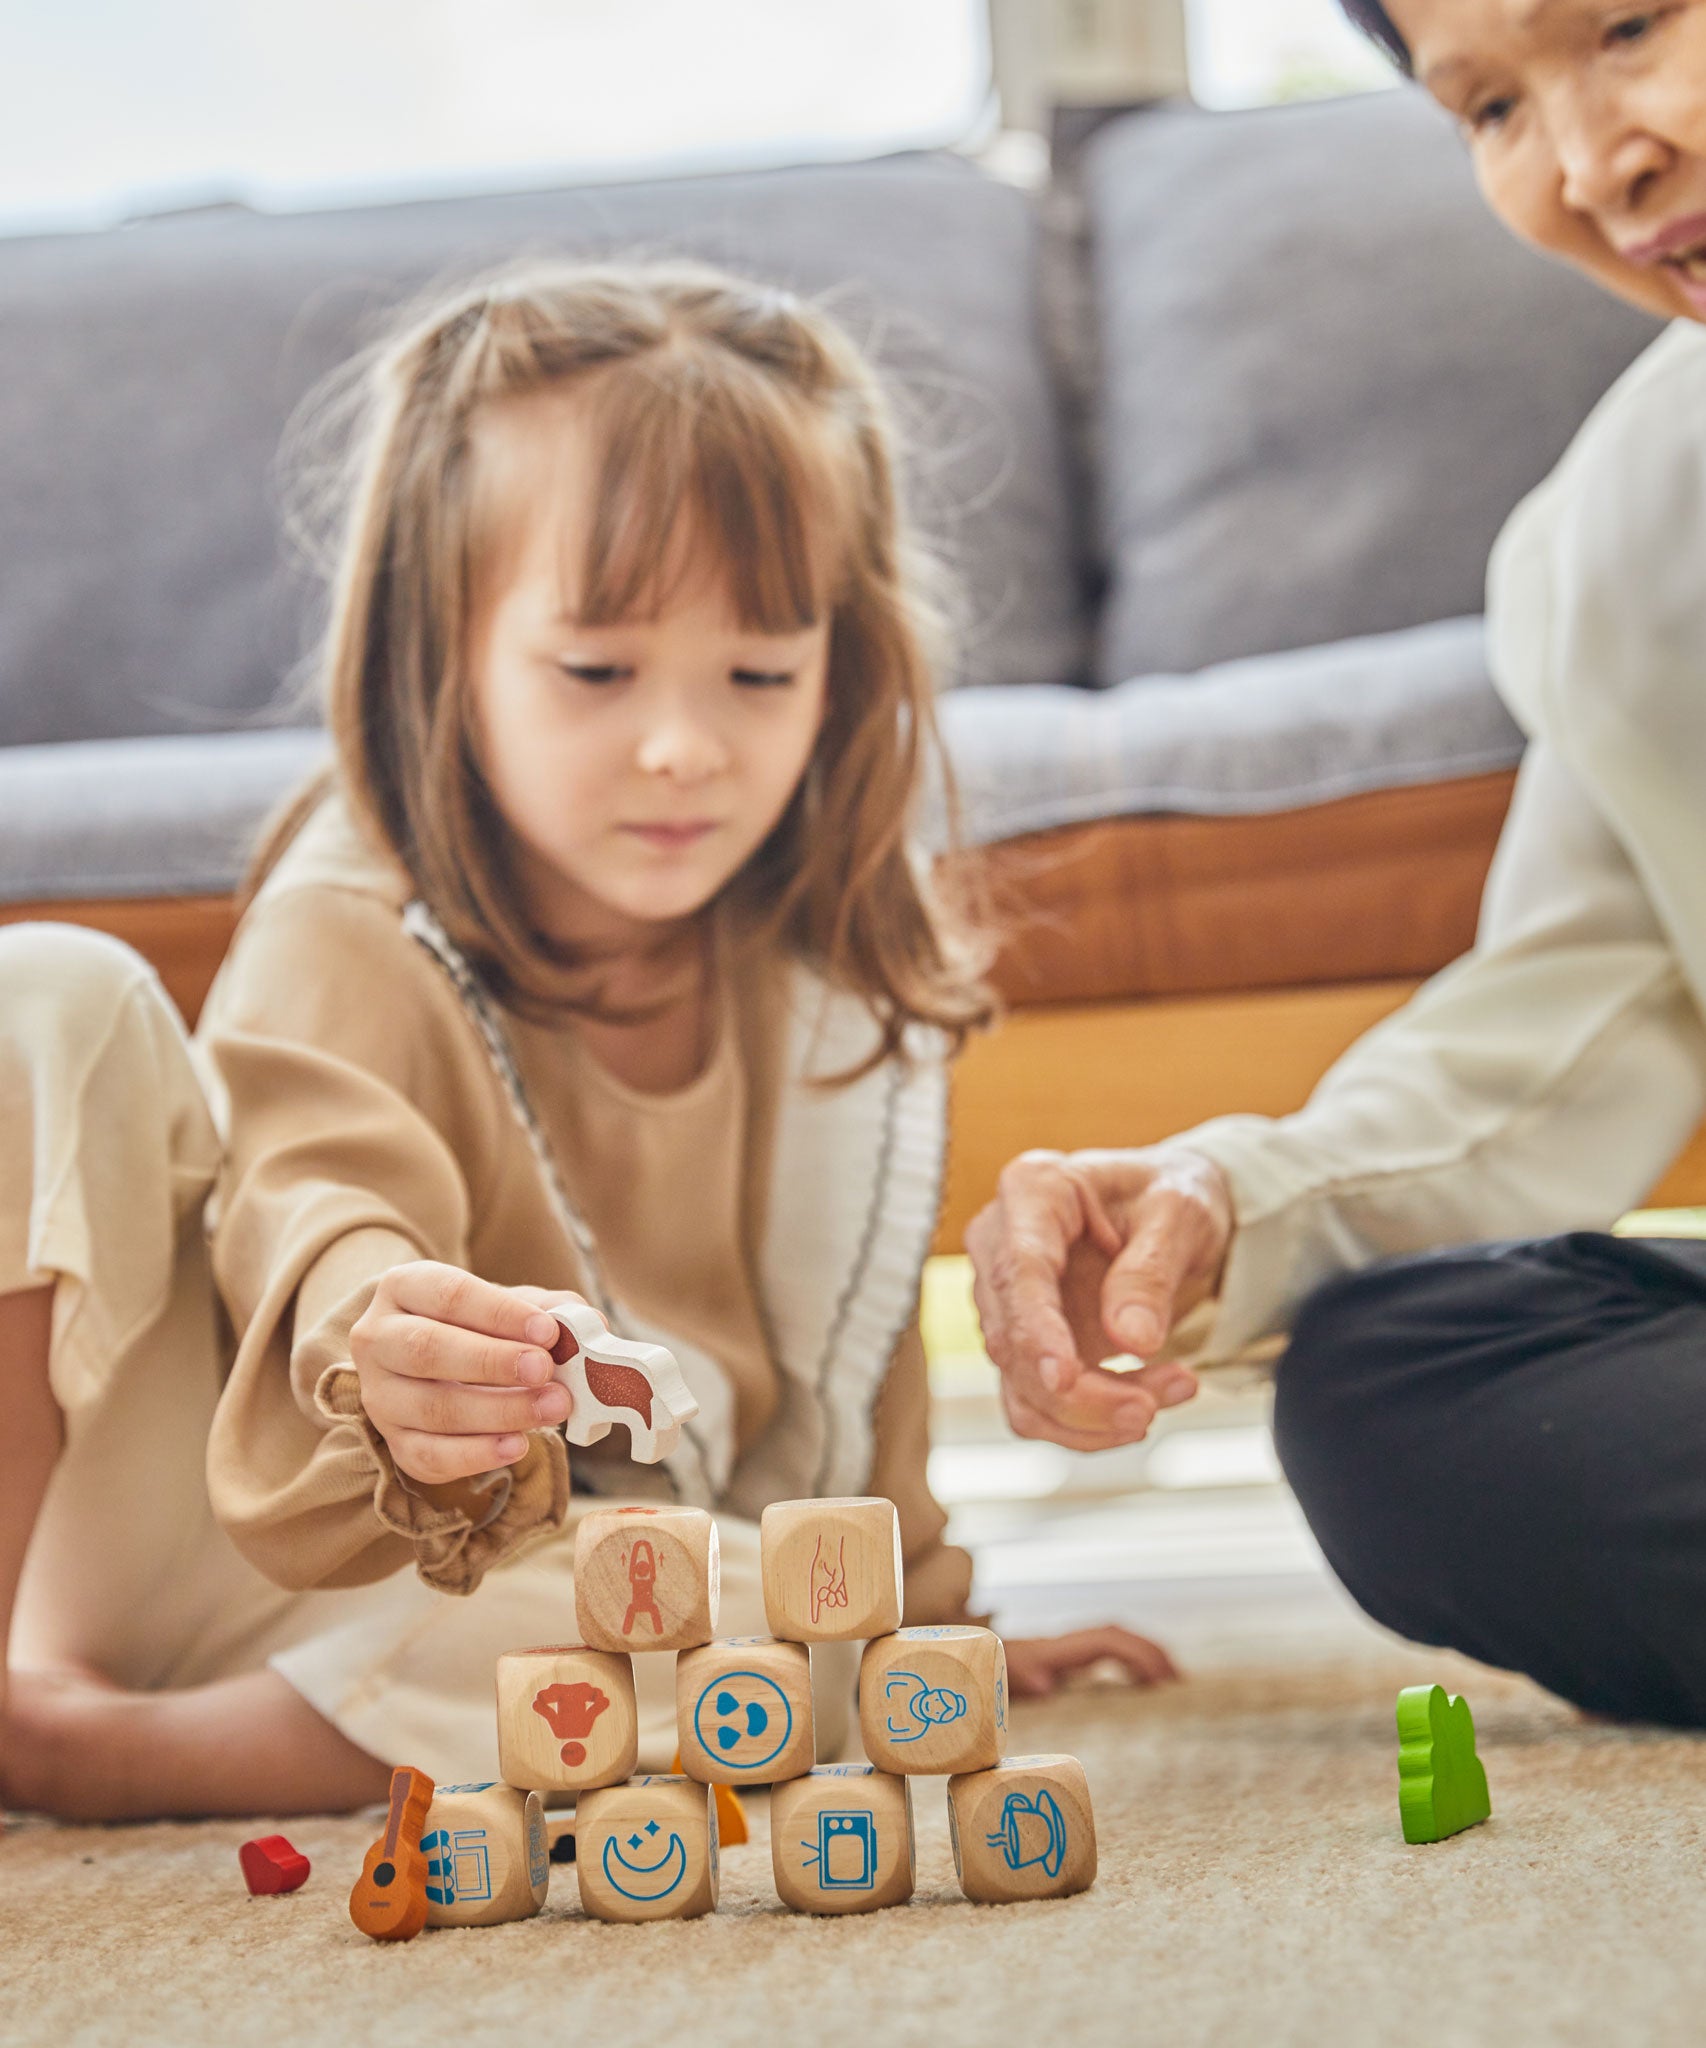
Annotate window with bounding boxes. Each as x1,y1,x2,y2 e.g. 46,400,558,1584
1186,0,1396,107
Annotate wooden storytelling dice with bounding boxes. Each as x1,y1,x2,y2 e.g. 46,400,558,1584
770,1764,915,1915
859,1625,1007,1775
947,1754,1097,1903
675,1636,815,1786
575,1775,719,1923
495,1643,637,1793
574,1504,719,1654
421,1781,550,1927
760,1495,903,1644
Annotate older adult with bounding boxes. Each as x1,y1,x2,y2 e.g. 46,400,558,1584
968,0,1706,1725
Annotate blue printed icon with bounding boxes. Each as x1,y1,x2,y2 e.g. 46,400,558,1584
423,1826,494,1906
801,1810,878,1892
601,1818,688,1902
987,1790,1067,1878
692,1670,792,1770
883,1670,968,1744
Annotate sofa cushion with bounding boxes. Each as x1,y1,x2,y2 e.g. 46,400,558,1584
1084,91,1664,683
0,152,1087,750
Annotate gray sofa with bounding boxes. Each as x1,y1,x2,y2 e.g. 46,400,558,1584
0,86,1668,1222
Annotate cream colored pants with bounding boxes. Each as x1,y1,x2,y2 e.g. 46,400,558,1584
2,924,850,1781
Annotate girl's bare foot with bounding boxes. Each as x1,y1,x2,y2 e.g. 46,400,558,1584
1,1665,390,1822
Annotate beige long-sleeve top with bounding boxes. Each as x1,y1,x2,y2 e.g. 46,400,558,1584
1178,319,1706,1363
193,795,969,1617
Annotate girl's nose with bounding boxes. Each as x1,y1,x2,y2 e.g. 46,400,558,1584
635,714,728,784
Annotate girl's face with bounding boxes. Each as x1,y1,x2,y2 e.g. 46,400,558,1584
1389,0,1706,320
467,395,832,952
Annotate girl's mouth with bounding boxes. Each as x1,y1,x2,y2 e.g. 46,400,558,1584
620,822,718,850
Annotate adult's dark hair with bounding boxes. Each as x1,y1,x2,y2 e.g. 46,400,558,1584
1340,0,1413,73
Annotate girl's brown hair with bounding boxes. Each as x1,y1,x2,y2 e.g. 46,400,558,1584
247,257,995,1072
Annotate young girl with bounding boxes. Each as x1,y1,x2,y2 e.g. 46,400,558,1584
0,259,1172,1823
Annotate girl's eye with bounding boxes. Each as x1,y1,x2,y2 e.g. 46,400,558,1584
559,663,630,685
1606,12,1657,45
732,668,796,688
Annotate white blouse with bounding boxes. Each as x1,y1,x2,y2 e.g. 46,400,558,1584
1182,319,1706,1363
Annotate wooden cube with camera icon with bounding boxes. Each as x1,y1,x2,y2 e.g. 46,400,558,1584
760,1495,903,1643
421,1781,549,1927
675,1636,815,1786
858,1626,1007,1775
770,1763,915,1915
947,1755,1097,1903
575,1776,719,1923
494,1643,637,1794
573,1504,719,1654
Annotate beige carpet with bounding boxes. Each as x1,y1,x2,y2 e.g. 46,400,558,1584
5,1643,1706,2047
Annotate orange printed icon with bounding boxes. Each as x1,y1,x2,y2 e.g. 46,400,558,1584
809,1533,849,1626
624,1538,664,1637
533,1680,611,1765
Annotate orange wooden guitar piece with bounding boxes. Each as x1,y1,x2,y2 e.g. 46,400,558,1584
348,1765,435,1942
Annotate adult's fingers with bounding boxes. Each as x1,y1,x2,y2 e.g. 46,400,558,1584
967,1153,1102,1393
361,1372,568,1441
358,1308,559,1389
1002,1379,1159,1453
384,1425,531,1485
1100,1154,1234,1357
381,1261,564,1352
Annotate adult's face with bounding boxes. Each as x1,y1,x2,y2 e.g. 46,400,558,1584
1389,0,1706,320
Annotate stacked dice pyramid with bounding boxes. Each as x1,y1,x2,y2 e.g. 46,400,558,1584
413,1497,1096,1928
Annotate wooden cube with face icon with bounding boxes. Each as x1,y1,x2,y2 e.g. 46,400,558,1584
858,1626,1007,1776
574,1504,720,1653
575,1776,719,1923
494,1643,638,1794
759,1495,904,1644
674,1635,816,1786
947,1754,1097,1904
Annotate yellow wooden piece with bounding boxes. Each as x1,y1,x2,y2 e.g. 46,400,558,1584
575,1776,718,1923
668,1751,749,1845
494,1644,637,1794
422,1781,549,1927
675,1636,815,1786
760,1496,903,1644
574,1504,719,1654
771,1764,915,1915
948,1754,1097,1903
859,1627,1007,1776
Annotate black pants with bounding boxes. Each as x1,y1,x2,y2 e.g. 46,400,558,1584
1273,1232,1706,1727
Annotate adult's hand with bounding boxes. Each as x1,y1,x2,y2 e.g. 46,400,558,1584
965,1146,1234,1452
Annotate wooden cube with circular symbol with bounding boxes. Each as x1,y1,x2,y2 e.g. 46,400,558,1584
947,1755,1097,1904
494,1643,637,1794
675,1635,816,1786
573,1504,720,1654
575,1776,719,1923
858,1626,1007,1775
770,1763,915,1915
760,1495,904,1643
421,1781,549,1928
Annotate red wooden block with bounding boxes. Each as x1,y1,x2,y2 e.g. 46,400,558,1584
240,1834,311,1896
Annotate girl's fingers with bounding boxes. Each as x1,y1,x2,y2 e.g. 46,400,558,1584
362,1374,569,1440
385,1426,532,1486
384,1261,564,1351
367,1311,559,1389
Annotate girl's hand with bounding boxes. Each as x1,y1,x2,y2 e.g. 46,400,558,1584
350,1260,591,1485
1003,1626,1180,1699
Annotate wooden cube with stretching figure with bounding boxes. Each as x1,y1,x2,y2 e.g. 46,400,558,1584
575,1776,718,1923
495,1643,637,1793
859,1625,1007,1775
675,1635,815,1786
771,1764,915,1915
422,1781,550,1927
574,1504,719,1653
551,1302,698,1462
760,1496,903,1643
947,1755,1097,1903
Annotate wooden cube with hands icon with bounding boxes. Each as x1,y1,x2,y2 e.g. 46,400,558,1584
759,1496,903,1643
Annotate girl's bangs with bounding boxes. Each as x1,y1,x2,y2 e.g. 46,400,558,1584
572,355,849,634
